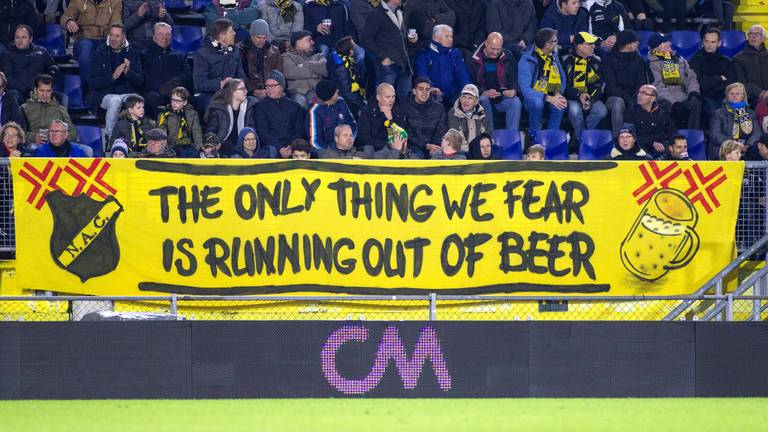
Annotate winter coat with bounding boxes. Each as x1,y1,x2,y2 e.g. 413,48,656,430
710,105,761,148
210,0,254,15
561,53,604,101
517,47,567,102
431,150,467,160
466,44,518,93
258,0,304,40
253,95,306,150
357,103,409,151
303,0,355,48
414,42,471,101
229,127,274,158
402,94,447,155
327,50,365,112
587,0,629,40
61,0,123,40
610,141,650,160
0,92,27,128
624,102,676,157
111,111,156,149
193,37,246,96
733,44,768,102
138,146,176,158
468,134,500,159
307,98,357,149
281,50,328,97
88,41,144,107
158,104,203,149
647,51,700,105
34,141,90,157
1,44,58,97
204,96,259,154
21,96,78,143
539,2,588,51
240,39,282,92
404,0,456,52
447,98,488,144
122,0,173,42
443,0,486,51
141,42,191,94
688,49,734,100
361,4,412,72
0,0,39,46
319,144,369,159
349,0,376,39
602,49,651,105
486,0,537,47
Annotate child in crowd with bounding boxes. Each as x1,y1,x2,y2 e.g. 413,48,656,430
111,94,156,152
200,133,222,158
290,139,312,159
525,144,545,160
158,87,203,158
432,129,467,160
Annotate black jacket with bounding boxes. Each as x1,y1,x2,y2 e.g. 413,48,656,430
204,96,260,155
140,42,192,94
624,102,677,158
603,49,651,105
733,44,768,102
486,0,537,48
0,0,38,46
253,96,306,151
89,42,144,108
466,44,518,93
0,92,27,128
356,103,408,151
561,53,604,101
404,0,456,52
443,0,486,51
587,0,630,40
1,43,58,97
361,5,411,72
402,94,447,154
193,37,246,96
688,49,734,100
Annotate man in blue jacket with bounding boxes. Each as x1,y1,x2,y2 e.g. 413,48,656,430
539,0,588,52
33,120,89,158
307,80,358,149
414,24,470,106
518,27,567,140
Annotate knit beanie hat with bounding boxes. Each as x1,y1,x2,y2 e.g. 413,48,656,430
615,30,638,49
647,32,671,50
290,30,312,47
250,19,270,37
268,69,286,89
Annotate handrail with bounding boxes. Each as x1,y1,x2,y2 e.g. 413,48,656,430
700,263,768,321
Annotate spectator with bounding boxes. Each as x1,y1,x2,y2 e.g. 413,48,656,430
518,28,566,140
349,0,375,37
361,0,419,100
468,32,521,132
610,124,649,160
443,0,486,51
254,70,306,158
328,36,366,116
137,128,176,158
90,23,144,140
230,127,274,158
357,82,409,152
193,19,246,110
615,0,652,31
200,132,223,158
0,122,31,157
61,0,122,97
710,82,761,153
290,138,312,159
562,32,608,143
689,28,735,126
414,24,470,105
584,0,627,49
1,25,58,107
122,0,173,50
307,80,357,150
0,0,39,55
404,0,456,52
110,138,130,157
111,94,155,151
745,133,768,161
202,0,261,32
524,143,545,160
719,139,744,161
141,22,192,119
303,0,356,57
33,120,89,157
21,74,78,145
372,124,419,159
204,78,258,156
282,30,328,109
659,134,692,160
447,83,488,146
157,87,203,157
603,29,650,135
758,100,768,134
319,124,370,159
240,19,282,99
431,128,467,159
0,73,26,128
648,0,687,33
539,0,588,52
468,132,499,160
733,25,768,106
624,84,676,158
259,0,304,47
647,32,702,130
486,0,537,54
403,77,447,158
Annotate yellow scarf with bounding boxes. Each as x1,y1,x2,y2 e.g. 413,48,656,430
342,53,365,97
158,109,192,146
369,0,381,7
130,120,146,148
276,0,297,21
534,47,561,94
314,0,330,5
725,103,753,139
572,57,599,96
651,49,682,86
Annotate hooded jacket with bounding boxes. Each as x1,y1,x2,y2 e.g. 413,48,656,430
204,95,259,154
230,127,274,158
158,103,203,149
517,46,567,102
240,38,282,92
253,95,306,150
111,110,156,149
447,97,488,144
307,97,357,149
303,0,355,48
624,101,676,157
443,0,486,51
193,37,246,95
281,50,328,97
0,0,38,46
647,51,700,105
61,0,123,40
733,43,768,102
1,44,58,97
467,44,518,93
404,0,456,52
21,95,78,143
89,39,143,106
602,49,651,105
539,2,589,51
402,94,447,155
414,42,471,101
485,0,537,48
468,133,499,160
258,0,304,40
688,48,734,100
122,0,173,42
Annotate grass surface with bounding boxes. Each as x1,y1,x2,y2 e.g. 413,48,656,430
1,398,766,431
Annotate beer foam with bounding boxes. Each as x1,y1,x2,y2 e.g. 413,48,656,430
640,214,684,236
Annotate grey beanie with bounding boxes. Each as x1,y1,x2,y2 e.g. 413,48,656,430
249,19,270,37
268,69,286,89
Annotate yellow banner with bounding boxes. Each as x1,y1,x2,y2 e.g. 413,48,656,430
11,159,743,296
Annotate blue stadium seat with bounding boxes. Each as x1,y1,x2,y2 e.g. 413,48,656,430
75,125,105,157
578,129,613,160
637,31,654,57
56,74,86,109
670,31,701,60
171,25,203,54
534,130,568,160
492,129,522,160
165,0,188,9
43,23,66,57
677,129,706,161
720,30,746,59
193,0,211,11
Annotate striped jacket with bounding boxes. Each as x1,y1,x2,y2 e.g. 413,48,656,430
307,97,357,149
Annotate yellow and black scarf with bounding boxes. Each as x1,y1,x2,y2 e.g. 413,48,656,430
313,0,330,5
276,0,297,21
158,109,192,146
572,57,600,97
725,102,753,140
533,47,561,94
368,0,381,8
651,49,682,86
131,120,146,148
342,53,365,97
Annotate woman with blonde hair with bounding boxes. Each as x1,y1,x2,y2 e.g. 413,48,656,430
719,139,744,161
0,122,29,157
711,82,761,155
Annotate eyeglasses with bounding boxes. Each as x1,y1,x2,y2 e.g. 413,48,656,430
236,86,247,91
171,98,186,103
748,32,764,36
4,133,20,139
50,130,67,134
243,138,257,141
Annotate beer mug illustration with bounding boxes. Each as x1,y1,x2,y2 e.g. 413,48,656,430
620,189,699,282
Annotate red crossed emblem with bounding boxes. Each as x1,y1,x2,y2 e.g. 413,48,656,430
18,159,117,210
632,161,684,204
632,161,727,214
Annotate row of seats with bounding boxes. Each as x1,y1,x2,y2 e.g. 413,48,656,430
494,129,706,161
636,30,747,59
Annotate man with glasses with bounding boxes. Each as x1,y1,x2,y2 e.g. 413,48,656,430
141,23,191,120
624,84,676,159
33,120,89,157
254,70,306,158
0,72,27,128
733,25,768,105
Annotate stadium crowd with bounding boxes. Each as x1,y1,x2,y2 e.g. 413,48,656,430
0,0,766,161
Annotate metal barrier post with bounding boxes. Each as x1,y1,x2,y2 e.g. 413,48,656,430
715,279,724,321
429,293,436,321
170,293,178,315
726,293,733,321
753,277,763,322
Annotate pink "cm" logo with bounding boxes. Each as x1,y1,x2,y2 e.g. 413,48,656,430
321,325,452,395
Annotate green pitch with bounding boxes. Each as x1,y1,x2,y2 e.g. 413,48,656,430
1,398,765,431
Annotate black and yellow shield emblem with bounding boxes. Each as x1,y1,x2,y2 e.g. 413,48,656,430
46,191,124,282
